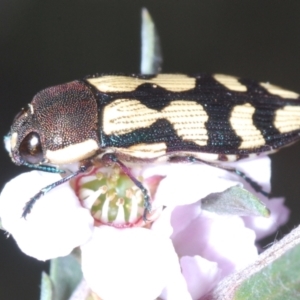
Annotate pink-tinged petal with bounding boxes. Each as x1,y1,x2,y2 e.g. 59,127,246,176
0,171,94,260
180,256,221,300
151,206,174,238
170,201,202,235
199,213,257,275
149,164,241,207
225,157,290,239
159,262,193,300
81,226,189,300
227,156,271,193
171,205,257,276
244,197,290,240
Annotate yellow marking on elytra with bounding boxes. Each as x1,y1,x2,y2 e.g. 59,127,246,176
193,153,238,162
103,99,209,146
260,82,299,99
117,143,167,159
274,106,300,133
10,132,18,150
230,103,265,149
46,139,98,164
87,74,196,93
192,152,219,162
214,74,247,92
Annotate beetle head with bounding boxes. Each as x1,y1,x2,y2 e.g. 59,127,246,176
6,81,100,168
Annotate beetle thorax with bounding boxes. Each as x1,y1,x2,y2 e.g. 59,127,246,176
9,81,100,166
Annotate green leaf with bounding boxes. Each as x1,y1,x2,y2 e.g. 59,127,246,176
40,272,53,300
201,185,270,217
40,253,83,300
234,243,300,299
203,225,300,300
140,8,162,74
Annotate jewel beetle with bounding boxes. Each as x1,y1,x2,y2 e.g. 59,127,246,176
5,73,300,219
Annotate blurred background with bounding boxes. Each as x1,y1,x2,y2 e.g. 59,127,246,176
1,1,300,298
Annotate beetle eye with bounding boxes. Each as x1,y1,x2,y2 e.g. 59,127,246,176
19,132,43,164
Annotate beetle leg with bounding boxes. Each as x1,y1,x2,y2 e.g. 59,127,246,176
169,155,270,197
22,164,90,218
101,153,151,221
212,164,270,197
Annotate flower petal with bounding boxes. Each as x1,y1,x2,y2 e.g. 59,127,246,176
0,171,94,260
147,164,241,208
227,156,271,193
225,157,290,239
180,256,221,300
171,204,258,276
243,197,290,240
81,226,189,300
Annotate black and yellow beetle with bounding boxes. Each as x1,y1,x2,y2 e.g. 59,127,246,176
4,72,300,219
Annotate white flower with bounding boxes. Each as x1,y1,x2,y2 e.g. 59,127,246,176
81,226,191,300
0,156,290,299
0,171,94,260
